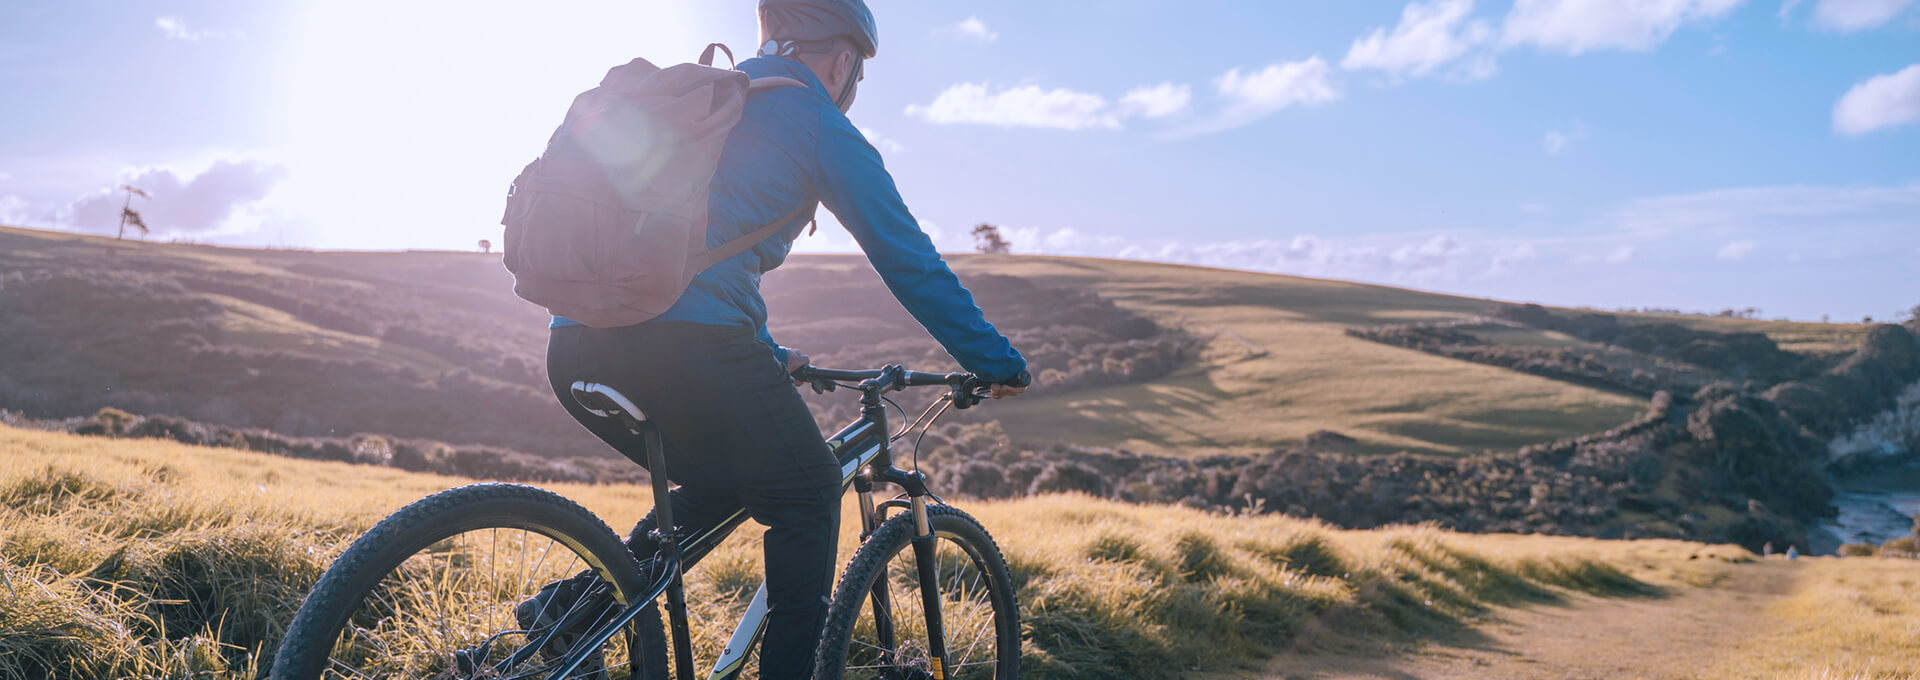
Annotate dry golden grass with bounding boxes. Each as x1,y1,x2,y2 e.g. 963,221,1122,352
0,423,1772,679
931,255,1649,456
1706,557,1920,680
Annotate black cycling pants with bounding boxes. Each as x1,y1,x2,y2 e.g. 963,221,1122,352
548,322,841,680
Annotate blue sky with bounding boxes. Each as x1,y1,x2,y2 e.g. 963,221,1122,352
1,1,1916,321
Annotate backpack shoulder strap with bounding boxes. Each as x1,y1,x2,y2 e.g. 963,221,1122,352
684,74,815,272
692,201,818,271
747,76,808,92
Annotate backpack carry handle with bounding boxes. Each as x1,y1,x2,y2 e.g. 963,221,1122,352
698,42,735,69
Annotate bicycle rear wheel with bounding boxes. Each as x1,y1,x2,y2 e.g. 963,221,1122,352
271,483,651,680
815,504,1020,680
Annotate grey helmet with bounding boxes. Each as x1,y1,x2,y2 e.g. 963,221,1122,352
757,0,878,59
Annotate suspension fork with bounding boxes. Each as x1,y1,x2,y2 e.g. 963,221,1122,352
854,474,904,669
871,465,949,678
906,491,949,679
855,373,950,678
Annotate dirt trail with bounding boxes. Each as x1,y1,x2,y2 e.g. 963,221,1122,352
1255,561,1799,680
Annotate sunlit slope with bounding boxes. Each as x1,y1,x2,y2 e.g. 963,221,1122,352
935,255,1645,455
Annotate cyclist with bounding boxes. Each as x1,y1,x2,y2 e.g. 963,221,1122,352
535,0,1031,677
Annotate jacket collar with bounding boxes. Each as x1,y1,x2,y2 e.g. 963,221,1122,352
738,56,831,98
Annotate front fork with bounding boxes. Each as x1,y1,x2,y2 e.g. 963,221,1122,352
856,472,950,679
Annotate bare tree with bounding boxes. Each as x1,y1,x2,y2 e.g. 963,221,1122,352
478,239,492,254
116,185,150,240
971,223,1011,254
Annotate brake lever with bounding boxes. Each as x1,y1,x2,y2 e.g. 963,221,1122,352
950,378,991,410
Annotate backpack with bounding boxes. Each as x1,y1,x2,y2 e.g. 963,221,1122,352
501,44,814,328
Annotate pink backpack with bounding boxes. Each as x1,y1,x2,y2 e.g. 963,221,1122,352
502,45,811,328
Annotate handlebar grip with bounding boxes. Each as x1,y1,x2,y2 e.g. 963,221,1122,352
901,370,968,387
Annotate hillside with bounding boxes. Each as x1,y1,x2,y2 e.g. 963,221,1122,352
2,223,1836,458
13,425,1919,680
8,225,1916,553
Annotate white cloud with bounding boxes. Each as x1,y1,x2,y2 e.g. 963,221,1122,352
0,195,29,226
1833,64,1920,136
857,127,905,154
1192,57,1342,133
992,228,1495,285
954,16,999,42
1543,119,1587,153
906,83,1120,130
155,16,224,42
1717,239,1758,259
1487,244,1541,276
1342,0,1495,80
907,81,1196,130
1810,0,1918,31
1571,245,1638,263
1118,83,1192,118
36,159,290,238
1501,0,1744,54
1218,58,1342,111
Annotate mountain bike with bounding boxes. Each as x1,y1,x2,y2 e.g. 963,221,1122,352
271,364,1021,680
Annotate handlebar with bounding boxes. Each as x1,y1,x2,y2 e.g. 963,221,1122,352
791,364,991,408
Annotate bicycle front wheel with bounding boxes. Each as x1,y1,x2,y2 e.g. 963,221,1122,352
271,483,650,680
815,504,1020,680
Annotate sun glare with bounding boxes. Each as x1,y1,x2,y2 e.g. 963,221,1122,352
275,1,715,249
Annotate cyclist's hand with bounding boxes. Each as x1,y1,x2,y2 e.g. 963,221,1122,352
989,369,1031,399
786,349,811,385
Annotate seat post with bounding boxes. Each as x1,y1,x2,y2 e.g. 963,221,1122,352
641,425,696,679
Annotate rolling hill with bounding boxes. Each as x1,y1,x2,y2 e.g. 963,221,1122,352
5,224,1913,554
3,223,1829,458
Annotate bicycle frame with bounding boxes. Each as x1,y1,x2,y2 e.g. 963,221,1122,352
552,367,955,680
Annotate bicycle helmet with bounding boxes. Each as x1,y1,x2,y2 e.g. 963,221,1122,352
757,0,878,59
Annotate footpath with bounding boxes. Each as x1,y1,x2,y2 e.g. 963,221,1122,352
1253,561,1799,680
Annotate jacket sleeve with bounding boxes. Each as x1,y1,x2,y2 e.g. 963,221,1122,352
812,115,1027,381
756,322,791,368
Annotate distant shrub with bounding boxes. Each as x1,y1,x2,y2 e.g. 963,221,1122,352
1028,461,1109,497
1837,543,1878,557
73,407,137,437
936,459,1009,499
1883,536,1920,558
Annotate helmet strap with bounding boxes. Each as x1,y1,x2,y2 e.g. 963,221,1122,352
833,57,862,113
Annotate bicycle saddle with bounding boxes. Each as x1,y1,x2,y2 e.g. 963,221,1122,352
570,381,648,423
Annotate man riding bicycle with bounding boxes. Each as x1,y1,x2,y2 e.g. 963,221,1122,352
537,1,1031,677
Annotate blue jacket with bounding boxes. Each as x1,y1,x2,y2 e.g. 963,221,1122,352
554,56,1027,382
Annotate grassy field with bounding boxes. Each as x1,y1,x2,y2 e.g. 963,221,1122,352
1706,557,1920,679
0,422,1809,679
